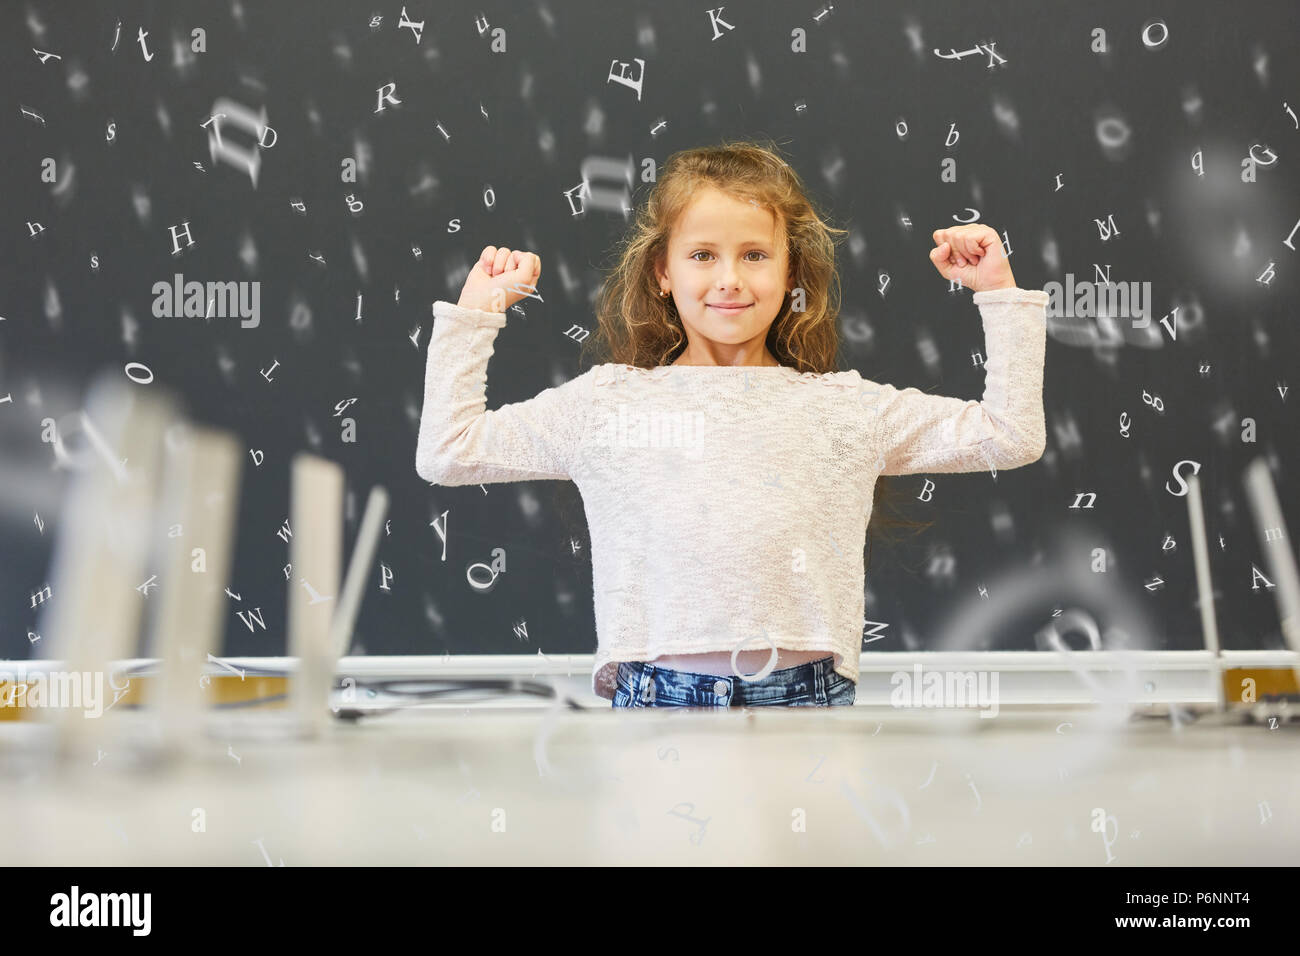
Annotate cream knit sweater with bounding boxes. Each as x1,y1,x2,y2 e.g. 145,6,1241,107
416,287,1049,699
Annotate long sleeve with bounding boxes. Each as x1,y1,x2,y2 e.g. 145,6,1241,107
872,286,1049,476
415,300,593,486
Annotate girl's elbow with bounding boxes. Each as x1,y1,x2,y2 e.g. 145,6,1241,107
416,424,471,484
415,434,456,484
1016,432,1046,467
415,452,446,485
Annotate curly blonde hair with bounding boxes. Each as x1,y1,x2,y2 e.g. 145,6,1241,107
569,138,932,565
583,139,840,372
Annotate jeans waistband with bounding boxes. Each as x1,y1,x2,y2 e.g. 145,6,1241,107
615,655,843,707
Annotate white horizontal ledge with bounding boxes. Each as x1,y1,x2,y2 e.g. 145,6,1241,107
3,650,1295,708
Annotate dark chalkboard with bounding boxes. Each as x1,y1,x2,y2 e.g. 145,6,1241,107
3,0,1298,666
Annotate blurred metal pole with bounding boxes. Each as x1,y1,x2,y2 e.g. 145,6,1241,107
287,453,343,739
1185,473,1225,711
41,372,180,763
152,424,242,756
1242,457,1300,691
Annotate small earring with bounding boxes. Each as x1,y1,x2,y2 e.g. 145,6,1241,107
660,289,669,298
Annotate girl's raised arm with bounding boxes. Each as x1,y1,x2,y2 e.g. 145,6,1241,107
871,286,1049,477
415,300,593,486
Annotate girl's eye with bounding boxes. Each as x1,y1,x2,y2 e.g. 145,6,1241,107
690,251,767,261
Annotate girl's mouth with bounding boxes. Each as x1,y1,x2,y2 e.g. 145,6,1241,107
708,304,752,315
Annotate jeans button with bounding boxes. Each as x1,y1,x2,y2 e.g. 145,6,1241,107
713,680,728,696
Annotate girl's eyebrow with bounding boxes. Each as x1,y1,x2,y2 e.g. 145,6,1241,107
683,239,770,247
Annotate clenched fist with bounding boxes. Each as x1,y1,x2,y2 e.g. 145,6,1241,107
458,245,542,313
929,224,1016,293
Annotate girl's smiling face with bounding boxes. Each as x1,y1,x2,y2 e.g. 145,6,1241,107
656,187,794,367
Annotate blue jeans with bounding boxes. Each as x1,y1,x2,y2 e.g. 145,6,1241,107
611,656,855,708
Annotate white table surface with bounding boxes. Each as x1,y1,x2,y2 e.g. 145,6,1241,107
2,703,1295,865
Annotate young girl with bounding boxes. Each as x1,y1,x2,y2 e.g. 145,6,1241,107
416,141,1048,709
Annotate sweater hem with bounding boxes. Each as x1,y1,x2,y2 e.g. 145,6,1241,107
971,287,1050,307
432,299,508,328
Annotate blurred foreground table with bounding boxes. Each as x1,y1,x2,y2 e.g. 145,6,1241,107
1,704,1295,865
